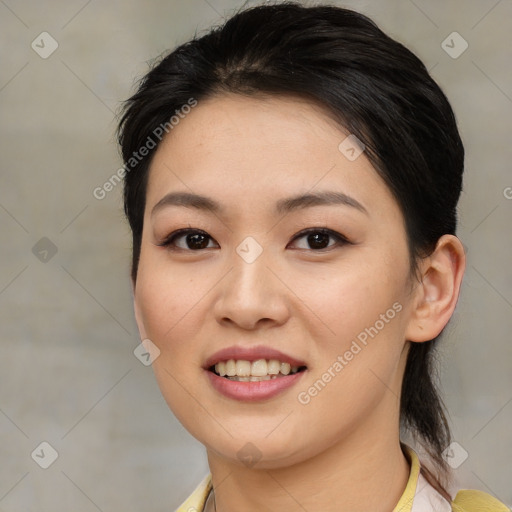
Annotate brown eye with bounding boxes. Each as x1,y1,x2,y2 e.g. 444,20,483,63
182,232,211,250
158,229,218,251
306,232,330,249
289,228,349,251
158,227,349,252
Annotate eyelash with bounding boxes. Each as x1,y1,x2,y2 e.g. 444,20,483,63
156,227,351,252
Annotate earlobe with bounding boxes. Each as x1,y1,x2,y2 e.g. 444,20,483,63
405,234,466,343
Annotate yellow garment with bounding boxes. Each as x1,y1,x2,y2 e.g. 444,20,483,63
175,446,509,511
176,472,211,512
451,490,510,512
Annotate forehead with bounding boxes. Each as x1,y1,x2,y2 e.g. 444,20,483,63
153,93,345,165
144,93,398,221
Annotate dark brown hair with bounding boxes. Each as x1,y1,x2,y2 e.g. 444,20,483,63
117,1,464,489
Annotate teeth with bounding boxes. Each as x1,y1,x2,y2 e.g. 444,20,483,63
250,375,271,381
235,360,251,377
216,361,227,376
225,359,236,377
267,359,280,374
250,359,268,377
228,375,273,382
213,359,304,378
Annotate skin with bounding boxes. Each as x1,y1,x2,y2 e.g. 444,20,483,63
133,94,466,512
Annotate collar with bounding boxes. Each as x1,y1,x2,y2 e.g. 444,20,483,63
394,445,451,512
175,444,451,512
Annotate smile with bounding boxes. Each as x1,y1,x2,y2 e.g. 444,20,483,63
210,358,307,381
204,346,308,400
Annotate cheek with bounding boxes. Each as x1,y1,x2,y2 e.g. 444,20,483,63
293,256,409,414
134,255,208,363
297,258,407,350
133,250,236,423
295,274,407,425
134,261,211,424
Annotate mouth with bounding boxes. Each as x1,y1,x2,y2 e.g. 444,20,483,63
208,359,308,382
204,346,308,400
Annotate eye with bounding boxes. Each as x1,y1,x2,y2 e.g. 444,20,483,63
157,228,218,251
288,228,350,251
157,227,350,252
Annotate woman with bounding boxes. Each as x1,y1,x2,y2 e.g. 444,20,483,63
117,3,509,511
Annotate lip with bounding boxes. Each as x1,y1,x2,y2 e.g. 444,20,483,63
206,369,306,402
204,345,308,402
203,345,307,369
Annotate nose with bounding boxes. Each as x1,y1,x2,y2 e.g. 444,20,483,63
213,246,290,331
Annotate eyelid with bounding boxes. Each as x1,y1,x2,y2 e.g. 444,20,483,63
288,227,350,248
156,228,218,248
156,227,351,251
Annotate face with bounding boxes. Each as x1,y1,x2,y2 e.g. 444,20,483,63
134,94,417,469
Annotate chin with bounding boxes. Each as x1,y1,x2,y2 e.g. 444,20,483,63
202,431,314,470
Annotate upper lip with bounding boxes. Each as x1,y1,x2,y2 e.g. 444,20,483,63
204,345,307,370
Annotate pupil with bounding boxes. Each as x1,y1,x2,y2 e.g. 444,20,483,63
184,232,330,250
308,232,329,249
188,233,209,249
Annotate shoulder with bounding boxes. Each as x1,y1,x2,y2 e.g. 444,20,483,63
451,489,510,512
401,444,509,512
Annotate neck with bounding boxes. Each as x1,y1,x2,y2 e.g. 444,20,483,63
206,416,410,512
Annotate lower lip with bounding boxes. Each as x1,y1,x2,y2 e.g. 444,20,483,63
206,370,306,402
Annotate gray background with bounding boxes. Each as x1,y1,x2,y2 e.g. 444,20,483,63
0,0,511,510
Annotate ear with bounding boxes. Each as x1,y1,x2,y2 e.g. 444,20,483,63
132,279,148,341
405,234,466,342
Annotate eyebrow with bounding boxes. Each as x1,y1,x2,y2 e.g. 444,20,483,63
151,190,368,217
